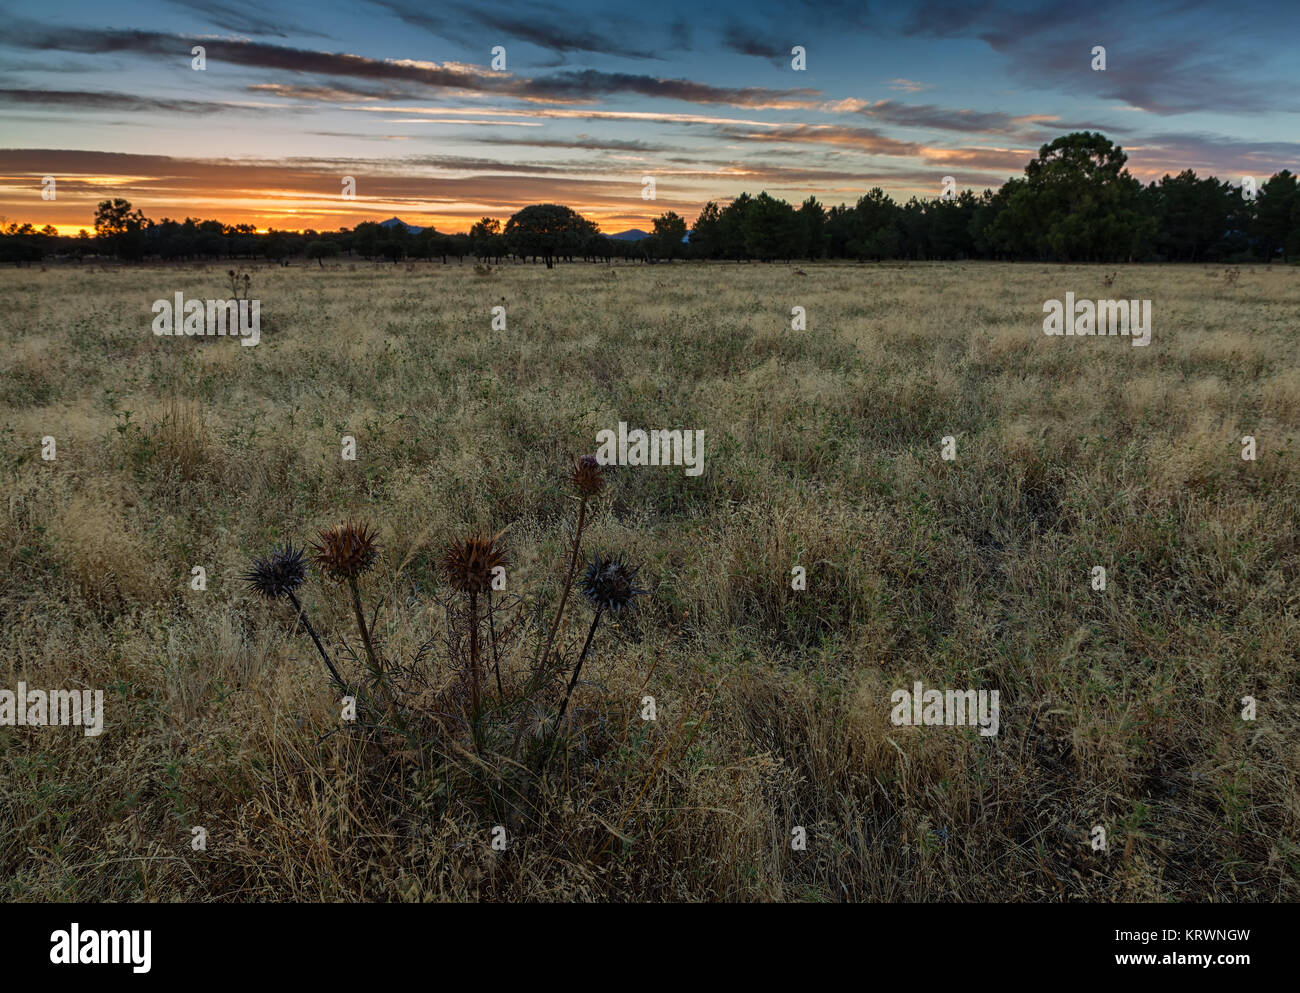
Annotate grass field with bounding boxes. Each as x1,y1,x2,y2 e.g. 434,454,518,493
2,259,1297,901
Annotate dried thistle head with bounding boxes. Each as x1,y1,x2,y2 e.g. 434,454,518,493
244,544,307,600
570,454,605,497
578,553,646,614
311,520,379,582
524,701,553,742
442,530,508,595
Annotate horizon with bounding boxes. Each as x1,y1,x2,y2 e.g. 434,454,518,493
2,0,1298,236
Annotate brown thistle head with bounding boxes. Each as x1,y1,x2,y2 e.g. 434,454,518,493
442,529,508,595
570,454,605,497
311,520,380,582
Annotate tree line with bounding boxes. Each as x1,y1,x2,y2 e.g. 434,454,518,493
675,133,1299,264
4,133,1298,266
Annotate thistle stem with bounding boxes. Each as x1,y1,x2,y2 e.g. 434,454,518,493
539,495,587,673
286,590,346,691
347,575,382,675
487,588,504,700
541,605,603,778
510,495,588,761
468,589,482,718
557,605,602,726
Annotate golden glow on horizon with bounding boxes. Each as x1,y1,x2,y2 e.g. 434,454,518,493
6,173,709,233
23,210,668,236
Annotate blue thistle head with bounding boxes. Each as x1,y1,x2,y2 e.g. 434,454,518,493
244,543,308,600
578,553,646,614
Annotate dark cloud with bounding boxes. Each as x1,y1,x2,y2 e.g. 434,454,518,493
247,82,425,101
366,0,661,60
900,0,1299,114
669,19,693,51
3,20,818,108
0,87,274,114
919,146,1034,170
474,9,661,60
525,69,817,106
161,0,328,38
473,135,668,151
661,158,995,191
858,100,1030,134
1123,130,1300,180
789,0,878,31
716,124,923,157
851,99,1126,140
721,23,788,62
719,0,879,61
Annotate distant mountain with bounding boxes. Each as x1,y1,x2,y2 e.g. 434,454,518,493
373,221,692,242
607,228,691,243
379,216,424,234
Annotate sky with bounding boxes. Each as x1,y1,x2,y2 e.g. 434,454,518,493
1,0,1297,235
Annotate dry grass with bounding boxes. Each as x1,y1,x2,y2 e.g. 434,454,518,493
1,259,1297,902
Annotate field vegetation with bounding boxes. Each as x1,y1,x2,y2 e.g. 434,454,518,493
1,259,1297,901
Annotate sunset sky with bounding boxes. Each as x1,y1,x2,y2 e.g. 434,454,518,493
2,0,1297,235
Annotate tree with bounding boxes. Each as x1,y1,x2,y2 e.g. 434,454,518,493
898,197,931,260
263,233,290,265
306,240,338,267
0,223,42,265
689,201,723,259
1255,170,1298,262
846,188,900,261
468,217,504,262
351,221,382,259
987,132,1152,261
798,196,826,260
1147,170,1235,262
94,197,149,259
650,211,687,261
716,193,756,260
740,192,800,261
504,204,597,268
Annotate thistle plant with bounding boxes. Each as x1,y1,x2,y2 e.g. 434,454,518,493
442,530,508,717
312,520,382,676
538,455,604,674
242,457,648,802
244,544,346,690
560,553,644,721
227,268,252,301
509,455,604,761
542,552,644,776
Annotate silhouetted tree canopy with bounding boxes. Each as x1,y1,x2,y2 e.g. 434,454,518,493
504,204,598,268
8,133,1300,266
